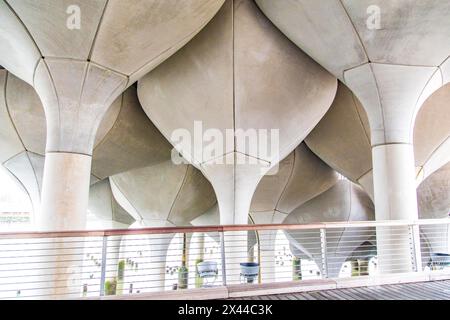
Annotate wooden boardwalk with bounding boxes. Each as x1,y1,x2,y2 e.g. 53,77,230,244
227,280,450,300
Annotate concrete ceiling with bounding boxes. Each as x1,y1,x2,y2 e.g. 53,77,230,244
0,0,448,232
138,0,337,224
0,69,172,179
303,81,450,198
110,161,217,227
249,143,339,224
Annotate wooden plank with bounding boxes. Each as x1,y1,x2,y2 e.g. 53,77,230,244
374,285,418,300
320,289,347,300
344,288,368,300
328,288,357,300
292,293,308,300
376,283,425,300
403,282,444,299
308,292,328,300
315,290,339,300
224,280,450,301
406,282,449,300
396,283,435,300
359,286,391,300
350,287,384,300
298,292,317,300
371,285,407,300
422,280,450,292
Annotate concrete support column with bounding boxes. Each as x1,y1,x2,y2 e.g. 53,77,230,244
223,231,249,284
258,230,277,283
39,152,92,231
34,153,91,298
372,144,418,220
120,228,174,294
372,143,418,274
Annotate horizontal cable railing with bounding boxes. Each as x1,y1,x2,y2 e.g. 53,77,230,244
0,219,448,299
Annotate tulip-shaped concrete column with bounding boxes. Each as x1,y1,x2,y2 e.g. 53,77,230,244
139,0,336,284
256,0,450,273
138,0,336,226
0,0,224,231
343,63,442,274
35,60,128,231
249,143,338,282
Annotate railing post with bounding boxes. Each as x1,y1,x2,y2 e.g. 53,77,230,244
410,224,423,273
220,231,227,286
320,228,328,278
99,235,108,296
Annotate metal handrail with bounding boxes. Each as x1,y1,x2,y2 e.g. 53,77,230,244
0,218,448,299
0,218,448,239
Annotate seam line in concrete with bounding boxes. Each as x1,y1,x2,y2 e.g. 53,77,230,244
87,0,109,61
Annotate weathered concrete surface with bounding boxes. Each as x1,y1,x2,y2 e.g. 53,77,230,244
87,179,135,229
305,83,372,186
256,0,450,229
1,0,225,86
249,143,339,224
90,86,172,179
284,180,375,278
110,160,217,227
3,70,172,178
414,83,450,185
3,151,43,223
138,0,337,225
0,0,224,231
417,162,450,260
0,69,174,224
418,162,450,220
304,81,450,199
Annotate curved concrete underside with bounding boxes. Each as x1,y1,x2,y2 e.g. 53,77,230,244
0,68,203,229
138,0,337,225
87,179,135,229
249,143,339,224
279,160,450,274
304,81,450,199
417,162,450,263
110,160,217,227
418,162,450,220
0,1,446,259
284,180,375,278
1,69,172,177
256,0,450,226
0,0,224,230
0,0,225,86
0,69,173,220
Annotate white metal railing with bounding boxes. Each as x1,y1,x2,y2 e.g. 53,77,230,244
0,219,449,299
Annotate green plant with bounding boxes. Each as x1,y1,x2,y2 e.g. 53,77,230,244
116,260,125,295
292,257,302,281
104,278,117,296
117,260,125,279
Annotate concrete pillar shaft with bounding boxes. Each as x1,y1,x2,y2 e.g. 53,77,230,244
372,143,418,221
259,230,277,283
372,143,418,274
39,152,91,231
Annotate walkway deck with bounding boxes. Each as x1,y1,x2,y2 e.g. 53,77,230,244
227,280,450,300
